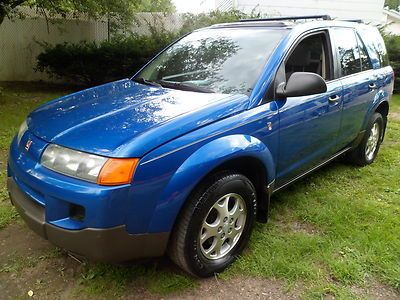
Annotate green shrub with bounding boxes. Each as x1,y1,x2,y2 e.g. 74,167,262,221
36,32,177,86
384,34,400,93
35,10,261,86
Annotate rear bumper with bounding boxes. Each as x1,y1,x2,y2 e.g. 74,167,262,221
7,177,169,262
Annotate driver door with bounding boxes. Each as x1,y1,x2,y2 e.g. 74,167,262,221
275,30,343,187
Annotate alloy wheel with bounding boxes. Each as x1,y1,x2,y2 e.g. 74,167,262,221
365,122,380,161
199,193,247,260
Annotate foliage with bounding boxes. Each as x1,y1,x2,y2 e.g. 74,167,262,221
0,83,399,298
77,263,196,297
0,0,175,28
35,9,264,85
0,82,74,229
383,34,400,92
36,32,176,85
223,97,400,295
178,9,263,35
0,0,23,25
385,0,399,11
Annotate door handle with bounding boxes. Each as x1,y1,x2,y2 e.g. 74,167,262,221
328,95,340,103
369,83,377,90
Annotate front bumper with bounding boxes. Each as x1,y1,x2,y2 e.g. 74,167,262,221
7,177,169,262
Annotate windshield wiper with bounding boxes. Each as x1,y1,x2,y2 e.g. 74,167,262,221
157,80,214,93
132,77,162,87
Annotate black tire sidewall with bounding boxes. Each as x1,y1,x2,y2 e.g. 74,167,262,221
184,174,257,277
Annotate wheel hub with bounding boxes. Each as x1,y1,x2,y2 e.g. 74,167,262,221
365,122,380,161
199,193,247,260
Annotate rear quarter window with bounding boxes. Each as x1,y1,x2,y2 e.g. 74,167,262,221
356,34,373,71
357,27,389,69
332,28,361,77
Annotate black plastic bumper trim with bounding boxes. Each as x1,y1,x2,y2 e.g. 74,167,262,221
7,177,169,262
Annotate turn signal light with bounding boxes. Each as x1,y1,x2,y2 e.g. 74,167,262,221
97,158,139,186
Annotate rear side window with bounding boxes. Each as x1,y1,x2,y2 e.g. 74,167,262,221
357,27,389,69
332,28,361,76
356,34,373,71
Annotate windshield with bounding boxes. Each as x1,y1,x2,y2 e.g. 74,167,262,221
135,28,287,95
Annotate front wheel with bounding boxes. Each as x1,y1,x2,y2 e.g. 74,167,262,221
168,172,257,277
346,112,384,166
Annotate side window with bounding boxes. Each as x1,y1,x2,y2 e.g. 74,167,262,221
285,32,331,81
356,34,373,71
357,27,389,69
332,28,361,77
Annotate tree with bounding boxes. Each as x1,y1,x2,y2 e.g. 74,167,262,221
0,0,175,26
0,0,25,25
385,0,400,11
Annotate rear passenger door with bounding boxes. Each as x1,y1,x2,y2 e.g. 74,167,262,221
330,27,378,149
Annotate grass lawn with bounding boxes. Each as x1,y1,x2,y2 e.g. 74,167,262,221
0,83,77,228
0,82,399,299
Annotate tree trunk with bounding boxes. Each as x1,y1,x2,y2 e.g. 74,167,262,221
0,9,6,26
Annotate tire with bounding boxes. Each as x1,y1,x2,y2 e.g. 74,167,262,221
168,171,257,277
346,112,384,166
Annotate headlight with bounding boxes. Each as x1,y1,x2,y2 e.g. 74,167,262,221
41,144,107,183
41,144,139,185
17,120,28,145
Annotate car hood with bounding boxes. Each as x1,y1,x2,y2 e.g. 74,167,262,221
28,79,249,157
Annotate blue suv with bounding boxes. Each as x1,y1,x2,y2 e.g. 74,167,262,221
7,16,393,277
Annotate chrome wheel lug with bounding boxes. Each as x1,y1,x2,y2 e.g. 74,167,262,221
217,226,222,233
223,217,228,222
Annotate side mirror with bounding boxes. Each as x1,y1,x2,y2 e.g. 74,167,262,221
276,72,327,98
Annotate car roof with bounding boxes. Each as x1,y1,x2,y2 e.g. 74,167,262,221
207,17,370,32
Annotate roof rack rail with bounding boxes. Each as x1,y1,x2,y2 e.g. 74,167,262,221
240,15,332,22
337,19,363,23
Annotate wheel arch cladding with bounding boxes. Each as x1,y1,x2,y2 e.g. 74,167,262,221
367,100,388,140
363,90,389,130
147,134,275,233
375,100,389,139
375,100,389,118
212,156,270,222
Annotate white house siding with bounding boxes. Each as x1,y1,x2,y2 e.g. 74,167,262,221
216,0,235,11
385,15,400,34
383,9,400,35
216,0,385,24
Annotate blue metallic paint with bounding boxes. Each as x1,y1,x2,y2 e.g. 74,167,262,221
28,79,249,157
9,136,132,230
7,21,394,244
123,101,279,233
362,67,393,127
276,80,343,185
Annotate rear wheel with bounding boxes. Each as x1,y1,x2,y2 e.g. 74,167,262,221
347,112,384,166
168,171,257,277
